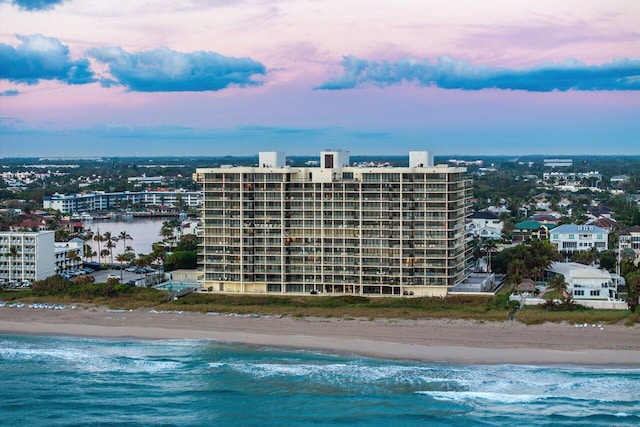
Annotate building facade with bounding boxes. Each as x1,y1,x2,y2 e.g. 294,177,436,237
54,237,85,274
42,189,202,214
194,150,472,297
466,211,503,240
550,224,608,253
548,262,617,300
0,231,56,285
619,225,640,260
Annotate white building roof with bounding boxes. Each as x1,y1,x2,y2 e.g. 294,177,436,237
548,262,611,281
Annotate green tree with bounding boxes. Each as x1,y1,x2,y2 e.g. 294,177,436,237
175,234,198,252
625,270,640,312
164,250,197,271
598,251,617,271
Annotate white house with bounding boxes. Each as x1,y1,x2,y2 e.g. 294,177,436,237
466,211,504,240
550,224,608,253
619,225,640,260
548,262,617,300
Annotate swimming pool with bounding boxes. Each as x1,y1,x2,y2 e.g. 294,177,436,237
155,282,199,292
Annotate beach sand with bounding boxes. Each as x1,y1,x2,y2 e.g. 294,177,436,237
1,306,639,365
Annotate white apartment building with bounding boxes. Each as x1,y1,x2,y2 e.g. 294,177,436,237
194,150,472,297
43,189,202,214
54,237,85,274
550,224,608,254
0,231,56,285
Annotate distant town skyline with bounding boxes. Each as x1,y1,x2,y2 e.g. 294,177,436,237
1,0,639,157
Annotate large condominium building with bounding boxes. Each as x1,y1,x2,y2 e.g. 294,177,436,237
194,150,472,297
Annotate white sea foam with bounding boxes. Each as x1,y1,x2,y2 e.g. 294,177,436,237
418,391,542,404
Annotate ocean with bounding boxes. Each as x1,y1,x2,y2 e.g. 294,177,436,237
1,334,638,426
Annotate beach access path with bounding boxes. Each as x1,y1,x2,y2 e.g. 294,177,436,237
1,307,639,366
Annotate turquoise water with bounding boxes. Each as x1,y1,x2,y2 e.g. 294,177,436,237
1,334,638,426
156,282,198,291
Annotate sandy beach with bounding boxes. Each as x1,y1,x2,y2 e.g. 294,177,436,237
1,306,639,365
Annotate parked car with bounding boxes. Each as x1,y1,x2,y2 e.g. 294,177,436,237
125,266,137,273
106,274,121,282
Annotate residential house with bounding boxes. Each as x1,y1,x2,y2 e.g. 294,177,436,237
550,224,608,254
619,225,640,261
466,211,504,240
586,205,614,220
586,216,618,232
547,262,617,300
512,220,555,242
530,213,561,226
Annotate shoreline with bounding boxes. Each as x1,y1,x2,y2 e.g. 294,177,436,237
2,307,640,366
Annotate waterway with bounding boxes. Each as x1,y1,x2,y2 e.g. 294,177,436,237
85,218,165,256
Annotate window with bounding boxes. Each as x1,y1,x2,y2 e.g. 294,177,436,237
574,290,584,296
552,234,558,239
568,234,575,240
590,290,600,297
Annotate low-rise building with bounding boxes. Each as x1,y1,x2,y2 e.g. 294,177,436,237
43,189,202,214
547,262,617,300
54,237,85,274
466,211,503,240
619,225,640,260
0,231,56,284
512,220,555,242
550,224,608,254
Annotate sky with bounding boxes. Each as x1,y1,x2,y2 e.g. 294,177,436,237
0,0,639,158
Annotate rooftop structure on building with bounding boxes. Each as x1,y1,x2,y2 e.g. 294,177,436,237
194,150,472,297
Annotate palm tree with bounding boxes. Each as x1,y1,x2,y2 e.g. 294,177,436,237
66,249,81,273
118,231,132,257
116,253,128,280
8,245,18,285
482,240,498,273
549,274,569,302
104,231,117,266
83,230,94,259
100,249,111,265
93,233,104,265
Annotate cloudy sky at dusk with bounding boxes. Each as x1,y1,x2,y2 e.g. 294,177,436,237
0,0,639,157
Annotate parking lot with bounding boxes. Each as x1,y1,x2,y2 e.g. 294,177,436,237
92,269,150,285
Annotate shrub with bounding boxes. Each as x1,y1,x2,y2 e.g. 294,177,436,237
32,275,74,297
